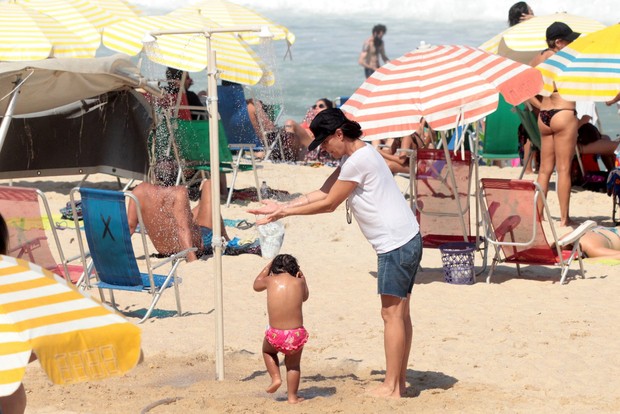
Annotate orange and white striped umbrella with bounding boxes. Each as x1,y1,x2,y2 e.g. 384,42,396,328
103,13,273,85
340,44,542,139
170,0,295,46
0,1,96,60
16,0,142,50
0,255,141,397
479,13,606,64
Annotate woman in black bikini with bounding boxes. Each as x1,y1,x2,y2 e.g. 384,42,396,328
529,22,581,227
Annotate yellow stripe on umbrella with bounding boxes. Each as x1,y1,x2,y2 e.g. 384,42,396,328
0,255,141,396
103,13,273,85
0,2,97,61
537,23,620,101
480,12,606,64
170,0,295,45
16,0,142,52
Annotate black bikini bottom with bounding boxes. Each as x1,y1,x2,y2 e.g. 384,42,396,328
539,108,577,127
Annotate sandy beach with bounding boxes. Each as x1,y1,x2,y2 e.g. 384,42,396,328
5,161,620,413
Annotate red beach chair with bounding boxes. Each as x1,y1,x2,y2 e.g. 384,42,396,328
0,186,84,284
479,178,596,284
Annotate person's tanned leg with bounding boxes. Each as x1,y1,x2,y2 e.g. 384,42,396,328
400,294,413,395
262,338,282,393
551,112,578,227
194,179,229,240
368,295,408,398
284,349,304,403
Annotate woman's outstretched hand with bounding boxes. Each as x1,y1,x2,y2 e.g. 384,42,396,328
247,199,281,215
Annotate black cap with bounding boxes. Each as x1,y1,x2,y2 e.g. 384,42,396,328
546,22,580,42
308,108,347,151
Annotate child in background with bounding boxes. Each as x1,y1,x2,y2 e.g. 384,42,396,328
253,254,309,404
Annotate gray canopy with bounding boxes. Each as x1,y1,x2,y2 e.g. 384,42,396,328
0,54,161,180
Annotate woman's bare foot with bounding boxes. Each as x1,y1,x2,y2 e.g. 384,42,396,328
266,378,282,393
287,396,305,404
366,384,401,398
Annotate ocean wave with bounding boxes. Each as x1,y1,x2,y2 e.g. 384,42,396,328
130,0,616,24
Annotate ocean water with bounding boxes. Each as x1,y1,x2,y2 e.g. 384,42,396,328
124,0,620,134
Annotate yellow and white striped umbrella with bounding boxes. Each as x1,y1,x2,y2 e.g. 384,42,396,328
0,255,141,396
0,1,97,60
537,24,620,101
170,0,295,46
480,13,606,64
16,0,142,50
103,13,274,85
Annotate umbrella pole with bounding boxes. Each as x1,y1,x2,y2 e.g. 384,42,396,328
0,76,25,154
206,42,225,381
440,131,468,241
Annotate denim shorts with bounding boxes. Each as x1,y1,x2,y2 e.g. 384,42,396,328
377,233,423,298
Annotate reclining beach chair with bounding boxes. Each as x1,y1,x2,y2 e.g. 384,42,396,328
480,178,596,285
70,187,196,323
171,118,260,207
0,185,84,284
217,83,267,202
411,148,487,273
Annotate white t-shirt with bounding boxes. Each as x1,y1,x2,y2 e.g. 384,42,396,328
339,144,419,254
576,101,598,125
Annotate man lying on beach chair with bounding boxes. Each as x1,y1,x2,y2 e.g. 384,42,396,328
128,158,260,261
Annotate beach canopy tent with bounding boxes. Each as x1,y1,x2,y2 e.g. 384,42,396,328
0,54,160,181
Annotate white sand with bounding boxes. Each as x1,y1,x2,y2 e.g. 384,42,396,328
6,162,620,413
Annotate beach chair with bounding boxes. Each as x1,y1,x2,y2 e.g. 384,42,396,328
217,82,265,161
479,178,596,285
0,185,85,284
70,187,195,323
171,118,260,206
411,148,487,273
479,95,521,164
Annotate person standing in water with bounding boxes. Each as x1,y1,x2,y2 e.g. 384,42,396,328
359,24,389,78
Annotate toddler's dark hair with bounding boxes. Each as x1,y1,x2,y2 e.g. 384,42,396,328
270,254,300,276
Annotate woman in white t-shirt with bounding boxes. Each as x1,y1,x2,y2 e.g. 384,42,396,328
248,108,422,398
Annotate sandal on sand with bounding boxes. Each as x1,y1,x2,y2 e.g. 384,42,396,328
236,219,254,230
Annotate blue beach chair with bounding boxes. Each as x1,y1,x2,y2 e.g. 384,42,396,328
217,83,264,205
70,187,196,323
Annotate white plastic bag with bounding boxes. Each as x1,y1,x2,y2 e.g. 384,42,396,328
257,221,285,259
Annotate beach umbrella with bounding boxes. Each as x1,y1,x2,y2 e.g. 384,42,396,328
0,1,96,61
536,23,620,102
15,0,142,49
0,255,141,397
340,43,543,140
102,13,273,85
479,13,606,64
169,0,295,46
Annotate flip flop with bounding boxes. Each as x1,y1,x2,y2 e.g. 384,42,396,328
236,219,254,230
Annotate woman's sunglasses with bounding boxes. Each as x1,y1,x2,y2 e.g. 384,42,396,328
312,103,326,109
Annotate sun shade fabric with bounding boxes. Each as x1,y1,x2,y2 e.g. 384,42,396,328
0,54,158,116
16,0,142,50
340,44,542,139
536,23,620,101
0,2,97,61
0,255,141,396
479,13,606,64
102,14,273,85
169,0,295,45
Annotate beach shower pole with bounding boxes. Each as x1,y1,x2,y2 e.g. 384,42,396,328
146,25,263,381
